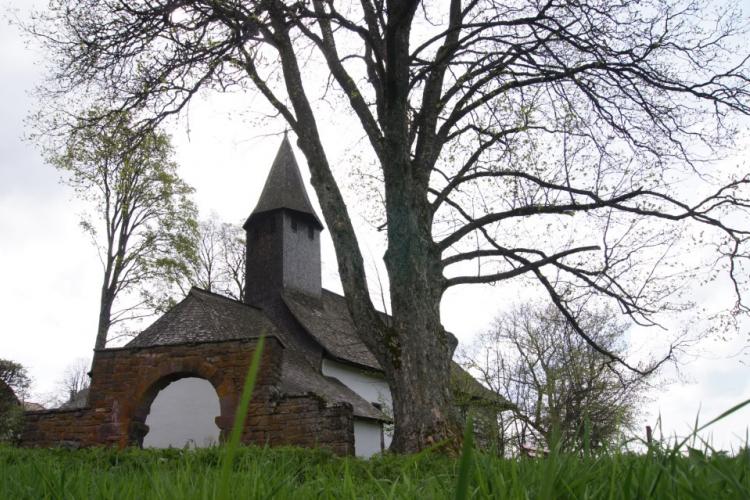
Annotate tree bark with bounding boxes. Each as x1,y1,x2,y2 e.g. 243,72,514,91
95,285,114,350
380,146,459,452
377,0,461,453
384,235,459,453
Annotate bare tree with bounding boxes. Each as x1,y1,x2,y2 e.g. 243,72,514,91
216,220,247,301
462,304,653,454
158,216,247,303
29,0,750,452
192,217,246,301
57,358,91,409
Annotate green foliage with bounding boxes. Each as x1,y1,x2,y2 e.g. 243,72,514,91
0,359,30,443
46,110,198,346
0,404,24,444
0,360,30,399
454,416,475,500
462,303,652,455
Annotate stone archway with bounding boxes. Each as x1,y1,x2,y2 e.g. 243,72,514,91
127,362,237,448
142,377,221,448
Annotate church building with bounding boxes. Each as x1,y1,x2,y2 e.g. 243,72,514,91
21,136,493,457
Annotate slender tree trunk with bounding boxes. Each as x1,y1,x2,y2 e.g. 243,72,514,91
94,246,119,350
95,285,114,350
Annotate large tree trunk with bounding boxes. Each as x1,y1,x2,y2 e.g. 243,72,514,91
382,178,460,453
265,0,462,453
385,281,460,452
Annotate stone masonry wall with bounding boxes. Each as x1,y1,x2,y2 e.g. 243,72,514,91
246,395,354,456
21,337,355,455
21,408,102,448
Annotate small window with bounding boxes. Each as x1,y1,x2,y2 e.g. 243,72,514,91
291,219,298,232
308,226,314,240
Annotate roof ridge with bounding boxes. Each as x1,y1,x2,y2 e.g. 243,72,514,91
125,293,192,347
189,286,264,311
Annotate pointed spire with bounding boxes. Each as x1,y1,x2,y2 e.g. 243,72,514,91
245,135,323,230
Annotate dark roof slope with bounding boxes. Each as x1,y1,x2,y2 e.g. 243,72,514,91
244,135,323,230
450,364,511,409
285,288,508,408
282,289,381,370
280,350,387,421
126,288,281,347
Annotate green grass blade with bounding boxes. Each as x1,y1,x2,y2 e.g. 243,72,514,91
675,398,750,453
217,335,265,500
454,415,474,500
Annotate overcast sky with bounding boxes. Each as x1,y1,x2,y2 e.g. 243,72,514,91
1,0,748,452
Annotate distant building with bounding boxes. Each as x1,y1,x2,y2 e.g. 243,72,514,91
22,136,496,457
60,388,88,410
22,402,44,412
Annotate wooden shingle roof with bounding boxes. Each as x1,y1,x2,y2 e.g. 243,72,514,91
243,135,323,230
126,288,280,347
284,288,509,408
282,289,381,371
280,350,387,421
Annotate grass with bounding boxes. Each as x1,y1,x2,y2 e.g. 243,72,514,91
4,343,748,498
1,438,749,499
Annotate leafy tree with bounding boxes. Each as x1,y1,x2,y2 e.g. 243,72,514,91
0,359,31,442
30,0,750,452
462,304,652,454
47,112,198,349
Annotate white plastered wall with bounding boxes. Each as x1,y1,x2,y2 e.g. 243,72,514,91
321,358,393,456
353,419,384,458
143,377,221,448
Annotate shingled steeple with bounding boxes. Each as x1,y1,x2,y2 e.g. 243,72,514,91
243,135,324,305
245,134,323,230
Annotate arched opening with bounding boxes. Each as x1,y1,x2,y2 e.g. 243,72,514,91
141,377,221,448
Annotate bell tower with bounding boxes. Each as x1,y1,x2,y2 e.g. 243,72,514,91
243,135,324,305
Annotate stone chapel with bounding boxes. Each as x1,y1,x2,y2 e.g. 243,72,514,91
21,136,494,457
